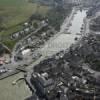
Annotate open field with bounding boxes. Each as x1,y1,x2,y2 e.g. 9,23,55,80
0,72,31,100
0,0,48,29
0,0,49,49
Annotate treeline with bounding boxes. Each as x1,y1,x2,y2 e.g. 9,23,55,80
0,17,5,32
47,6,72,30
30,3,72,30
29,0,54,5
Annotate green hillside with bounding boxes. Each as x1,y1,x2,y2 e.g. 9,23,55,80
0,0,49,49
0,0,48,34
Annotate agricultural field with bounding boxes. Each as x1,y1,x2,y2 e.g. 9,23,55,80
0,0,49,49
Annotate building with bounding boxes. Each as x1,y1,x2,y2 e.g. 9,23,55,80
30,72,55,99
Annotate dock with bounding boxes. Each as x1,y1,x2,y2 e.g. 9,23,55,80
0,70,20,80
0,66,27,80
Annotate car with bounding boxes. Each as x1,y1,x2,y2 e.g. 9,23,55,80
0,68,8,74
32,53,42,60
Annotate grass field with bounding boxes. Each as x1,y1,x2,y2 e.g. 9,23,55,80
0,0,49,49
0,0,48,32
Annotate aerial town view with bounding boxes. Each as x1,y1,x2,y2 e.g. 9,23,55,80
0,0,100,100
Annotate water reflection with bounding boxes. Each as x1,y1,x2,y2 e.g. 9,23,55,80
68,10,87,34
41,10,87,57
